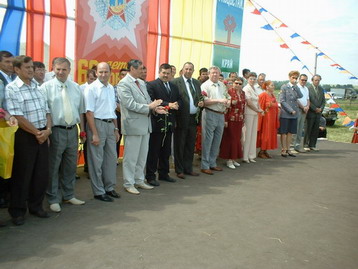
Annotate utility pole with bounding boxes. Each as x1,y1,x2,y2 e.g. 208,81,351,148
314,47,318,75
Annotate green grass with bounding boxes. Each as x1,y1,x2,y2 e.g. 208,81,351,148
326,99,358,143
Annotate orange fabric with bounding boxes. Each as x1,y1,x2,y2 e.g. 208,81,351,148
50,0,67,65
159,0,170,64
146,0,159,81
26,0,45,61
257,92,279,150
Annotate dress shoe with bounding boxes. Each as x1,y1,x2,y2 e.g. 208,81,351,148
258,151,268,159
135,182,154,190
106,190,121,199
29,210,50,218
310,147,319,151
147,180,160,186
64,197,86,205
242,159,250,163
184,171,200,176
264,152,272,158
233,161,241,167
159,177,176,183
12,216,25,226
226,160,235,169
94,194,114,202
201,169,214,175
303,147,311,152
177,173,185,179
75,174,80,180
50,203,61,212
287,151,296,157
210,166,223,171
125,186,140,195
248,159,256,163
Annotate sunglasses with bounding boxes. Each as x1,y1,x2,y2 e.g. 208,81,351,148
234,82,243,85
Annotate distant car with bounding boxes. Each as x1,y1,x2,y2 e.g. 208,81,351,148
322,106,338,126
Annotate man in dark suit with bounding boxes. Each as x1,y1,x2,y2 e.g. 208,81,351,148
172,62,204,179
146,63,181,186
304,74,326,151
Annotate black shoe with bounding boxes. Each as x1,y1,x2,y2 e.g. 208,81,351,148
29,210,50,218
106,190,120,198
75,174,80,180
159,177,176,183
147,180,160,186
94,194,114,202
12,216,25,226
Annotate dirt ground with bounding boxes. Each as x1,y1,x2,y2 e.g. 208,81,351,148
0,140,357,269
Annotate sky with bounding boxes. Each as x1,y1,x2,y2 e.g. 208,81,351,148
239,0,358,85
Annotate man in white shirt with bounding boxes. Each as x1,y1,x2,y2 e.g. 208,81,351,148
41,57,86,212
293,74,310,153
84,62,120,202
200,66,230,175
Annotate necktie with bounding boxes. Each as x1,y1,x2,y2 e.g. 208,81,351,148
187,79,197,103
61,85,73,125
135,80,145,96
164,82,171,94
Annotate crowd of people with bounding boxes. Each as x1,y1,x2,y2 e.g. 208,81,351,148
0,50,333,227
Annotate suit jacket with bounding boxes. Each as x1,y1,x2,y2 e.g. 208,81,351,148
0,72,16,86
147,78,181,133
117,74,152,135
279,83,303,119
307,84,325,117
172,76,201,128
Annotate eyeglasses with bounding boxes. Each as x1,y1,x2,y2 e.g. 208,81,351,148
234,82,243,85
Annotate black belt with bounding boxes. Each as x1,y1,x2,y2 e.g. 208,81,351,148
205,107,225,115
38,127,47,131
53,125,76,129
95,118,113,123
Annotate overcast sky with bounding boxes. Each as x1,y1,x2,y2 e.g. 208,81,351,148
239,0,358,85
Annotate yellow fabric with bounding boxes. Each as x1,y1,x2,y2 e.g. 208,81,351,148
0,120,18,179
169,0,214,78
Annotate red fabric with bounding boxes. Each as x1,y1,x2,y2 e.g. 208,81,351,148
257,92,279,150
219,89,246,159
159,0,170,64
50,0,67,65
146,0,159,81
352,119,358,143
26,0,45,62
195,126,202,153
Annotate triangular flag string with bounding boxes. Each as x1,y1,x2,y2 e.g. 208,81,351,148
247,0,313,75
247,0,358,80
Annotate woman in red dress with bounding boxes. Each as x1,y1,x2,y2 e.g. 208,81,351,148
257,80,279,158
219,77,246,169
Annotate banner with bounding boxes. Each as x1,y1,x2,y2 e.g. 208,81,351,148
75,0,148,85
213,0,244,73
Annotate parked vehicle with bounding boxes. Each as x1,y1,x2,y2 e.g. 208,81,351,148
322,106,338,126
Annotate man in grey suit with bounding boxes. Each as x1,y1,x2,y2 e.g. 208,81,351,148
304,74,326,151
117,59,166,195
172,62,203,179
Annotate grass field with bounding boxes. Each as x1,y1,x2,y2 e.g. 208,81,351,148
326,99,358,143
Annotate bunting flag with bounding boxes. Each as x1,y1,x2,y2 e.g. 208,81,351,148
342,117,354,127
290,56,300,61
280,43,289,48
302,65,309,70
330,104,340,108
334,107,344,112
261,24,274,30
339,112,348,116
247,0,358,81
290,33,300,38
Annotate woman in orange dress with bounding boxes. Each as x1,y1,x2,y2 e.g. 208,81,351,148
219,77,246,169
257,80,279,158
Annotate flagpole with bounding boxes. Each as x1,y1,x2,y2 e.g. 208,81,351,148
314,47,318,75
